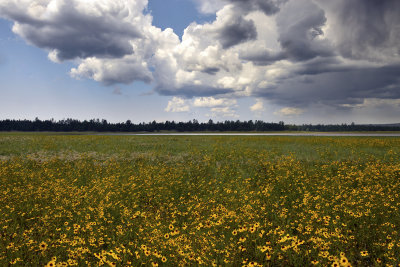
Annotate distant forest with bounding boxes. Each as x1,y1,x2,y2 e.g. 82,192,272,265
1,118,399,132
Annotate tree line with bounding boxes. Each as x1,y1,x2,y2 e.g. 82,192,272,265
0,118,399,132
286,123,400,132
0,118,285,132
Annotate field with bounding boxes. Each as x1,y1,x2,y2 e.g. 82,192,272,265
0,134,399,266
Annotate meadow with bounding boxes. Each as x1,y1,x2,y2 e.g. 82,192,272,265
0,133,399,266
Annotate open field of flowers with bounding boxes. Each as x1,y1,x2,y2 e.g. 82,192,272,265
0,134,399,266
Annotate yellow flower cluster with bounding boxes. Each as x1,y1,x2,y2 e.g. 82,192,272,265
0,134,399,266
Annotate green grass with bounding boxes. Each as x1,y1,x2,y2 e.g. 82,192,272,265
0,134,399,266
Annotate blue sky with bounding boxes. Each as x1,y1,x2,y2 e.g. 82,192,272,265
0,1,206,123
0,0,399,124
148,0,215,37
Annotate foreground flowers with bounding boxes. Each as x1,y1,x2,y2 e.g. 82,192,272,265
0,135,399,266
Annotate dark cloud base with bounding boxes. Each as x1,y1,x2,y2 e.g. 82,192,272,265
1,1,141,61
218,16,257,49
255,64,400,108
156,85,235,98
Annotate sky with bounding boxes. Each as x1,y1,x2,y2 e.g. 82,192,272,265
0,0,399,124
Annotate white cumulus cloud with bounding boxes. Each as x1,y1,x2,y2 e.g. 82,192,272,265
250,99,265,112
193,97,237,108
165,97,190,113
274,107,304,116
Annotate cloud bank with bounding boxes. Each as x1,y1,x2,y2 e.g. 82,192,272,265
1,0,399,117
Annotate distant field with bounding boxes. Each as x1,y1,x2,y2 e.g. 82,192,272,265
0,134,399,266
